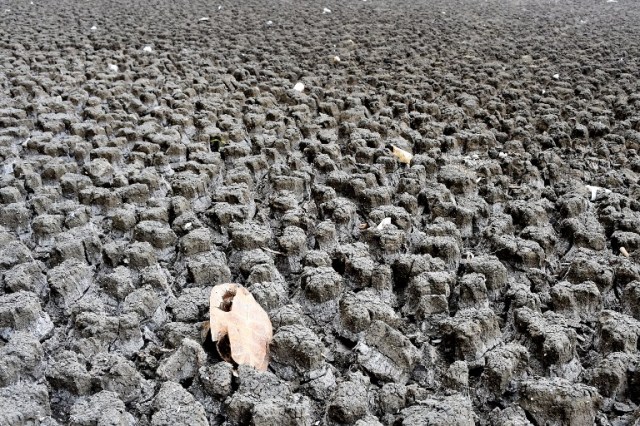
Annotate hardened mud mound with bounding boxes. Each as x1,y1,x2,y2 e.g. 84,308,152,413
1,0,640,424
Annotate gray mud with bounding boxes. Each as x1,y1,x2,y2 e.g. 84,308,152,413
1,0,640,424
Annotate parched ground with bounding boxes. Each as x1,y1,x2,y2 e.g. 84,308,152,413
1,0,640,424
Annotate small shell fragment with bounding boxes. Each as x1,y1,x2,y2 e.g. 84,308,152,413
293,82,305,92
377,217,392,230
391,145,413,164
199,16,210,21
620,247,630,257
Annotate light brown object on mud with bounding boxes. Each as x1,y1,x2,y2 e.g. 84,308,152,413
391,145,413,164
209,283,273,371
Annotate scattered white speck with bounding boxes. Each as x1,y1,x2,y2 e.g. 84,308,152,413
585,185,611,201
143,45,153,52
30,1,34,4
377,217,392,230
553,73,560,79
323,7,331,13
108,63,119,72
266,20,273,25
606,0,617,3
293,82,305,92
218,5,222,10
184,222,192,230
199,16,209,21
620,247,630,257
498,152,508,159
542,89,546,94
123,258,129,264
332,55,341,63
90,25,97,30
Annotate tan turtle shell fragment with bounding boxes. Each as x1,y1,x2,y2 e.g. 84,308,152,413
209,283,273,371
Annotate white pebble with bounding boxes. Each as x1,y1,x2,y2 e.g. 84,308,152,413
199,17,210,21
323,7,332,13
108,63,119,72
377,217,392,230
332,55,340,63
553,73,560,79
266,20,273,25
293,82,305,92
143,45,153,52
90,25,97,30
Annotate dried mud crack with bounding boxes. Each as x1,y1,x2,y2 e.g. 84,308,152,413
1,0,640,424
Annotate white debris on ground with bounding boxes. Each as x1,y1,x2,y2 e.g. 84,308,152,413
585,185,611,201
108,63,119,72
293,82,305,92
377,217,392,230
323,7,331,14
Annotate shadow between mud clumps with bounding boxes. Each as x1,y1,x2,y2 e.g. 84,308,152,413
1,0,640,424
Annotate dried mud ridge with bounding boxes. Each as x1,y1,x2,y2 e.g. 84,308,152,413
1,0,640,424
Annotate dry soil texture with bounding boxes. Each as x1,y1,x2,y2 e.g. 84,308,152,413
1,0,640,424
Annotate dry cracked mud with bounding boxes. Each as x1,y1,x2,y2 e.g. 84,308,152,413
1,0,640,424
